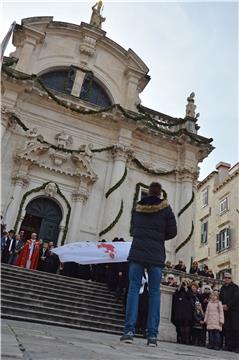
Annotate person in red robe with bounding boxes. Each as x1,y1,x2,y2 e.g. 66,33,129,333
16,232,40,270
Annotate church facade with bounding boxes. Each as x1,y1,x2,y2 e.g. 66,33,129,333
1,9,213,268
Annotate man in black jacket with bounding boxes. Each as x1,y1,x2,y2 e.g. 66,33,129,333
120,182,177,347
1,230,16,263
219,273,239,353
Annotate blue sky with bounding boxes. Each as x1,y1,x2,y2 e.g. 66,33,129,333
1,1,238,180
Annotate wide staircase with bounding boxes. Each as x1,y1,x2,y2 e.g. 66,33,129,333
1,263,125,334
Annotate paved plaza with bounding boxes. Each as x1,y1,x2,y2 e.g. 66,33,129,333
1,319,239,360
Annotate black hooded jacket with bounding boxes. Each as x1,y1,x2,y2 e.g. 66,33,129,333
128,195,177,267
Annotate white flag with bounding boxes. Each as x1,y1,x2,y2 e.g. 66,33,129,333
52,241,132,264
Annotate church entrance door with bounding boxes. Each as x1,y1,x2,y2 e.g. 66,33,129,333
20,197,63,245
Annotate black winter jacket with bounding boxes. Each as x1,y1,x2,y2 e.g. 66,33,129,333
171,287,193,325
128,196,177,267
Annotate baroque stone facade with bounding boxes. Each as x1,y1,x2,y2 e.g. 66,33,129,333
193,162,239,284
1,10,213,266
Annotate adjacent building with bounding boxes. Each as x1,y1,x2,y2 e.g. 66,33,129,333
1,4,213,268
194,162,239,283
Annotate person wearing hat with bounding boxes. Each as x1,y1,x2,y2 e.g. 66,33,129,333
120,182,177,347
219,273,239,353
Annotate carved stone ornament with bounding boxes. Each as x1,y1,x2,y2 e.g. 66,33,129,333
71,188,89,203
80,35,97,57
25,127,38,148
44,182,57,198
49,148,69,166
55,131,73,149
79,143,94,162
112,144,134,162
12,170,29,188
14,143,97,183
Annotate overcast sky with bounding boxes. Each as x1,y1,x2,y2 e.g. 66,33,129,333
1,1,238,180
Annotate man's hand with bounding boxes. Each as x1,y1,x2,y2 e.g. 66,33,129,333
118,272,122,277
222,304,229,311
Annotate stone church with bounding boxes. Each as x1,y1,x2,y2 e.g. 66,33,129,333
1,3,213,268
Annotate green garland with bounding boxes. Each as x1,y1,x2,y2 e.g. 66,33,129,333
10,113,114,154
175,221,194,253
130,182,167,236
177,191,195,217
105,166,127,199
132,158,176,176
99,200,123,237
2,62,213,144
14,182,71,245
3,63,213,144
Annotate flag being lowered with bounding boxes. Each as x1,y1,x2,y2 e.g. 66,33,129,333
52,241,132,265
1,21,16,60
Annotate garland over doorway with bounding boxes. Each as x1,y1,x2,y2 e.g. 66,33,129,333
14,182,71,245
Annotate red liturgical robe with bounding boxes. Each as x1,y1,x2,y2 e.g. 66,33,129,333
16,239,40,270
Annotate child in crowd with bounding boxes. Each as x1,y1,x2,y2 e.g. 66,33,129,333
192,301,204,346
204,292,224,350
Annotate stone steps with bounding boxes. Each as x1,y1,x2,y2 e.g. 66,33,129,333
1,264,125,334
2,291,124,314
2,265,112,294
2,276,117,302
2,284,123,310
1,299,124,324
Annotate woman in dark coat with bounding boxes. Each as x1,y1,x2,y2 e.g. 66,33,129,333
171,280,193,344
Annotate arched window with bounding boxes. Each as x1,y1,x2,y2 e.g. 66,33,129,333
80,75,112,107
40,68,112,107
40,68,75,95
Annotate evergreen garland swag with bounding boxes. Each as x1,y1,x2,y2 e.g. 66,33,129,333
175,222,194,253
177,191,195,217
2,62,213,144
99,200,123,237
105,167,127,199
14,182,71,245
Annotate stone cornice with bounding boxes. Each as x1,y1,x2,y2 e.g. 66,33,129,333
213,169,239,193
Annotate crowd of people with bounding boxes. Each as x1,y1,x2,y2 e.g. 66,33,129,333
1,229,239,353
1,229,59,273
171,275,239,353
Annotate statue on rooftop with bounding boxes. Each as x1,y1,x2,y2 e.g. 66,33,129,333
90,1,106,29
185,92,197,118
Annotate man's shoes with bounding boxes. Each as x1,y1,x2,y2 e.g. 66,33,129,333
214,346,220,351
147,338,157,347
233,348,239,353
120,333,134,344
207,344,214,349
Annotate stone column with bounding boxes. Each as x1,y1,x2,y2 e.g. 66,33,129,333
71,69,86,97
67,186,89,243
15,39,36,73
100,144,133,239
124,75,139,111
175,170,195,269
159,285,177,342
5,171,29,230
57,224,66,247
